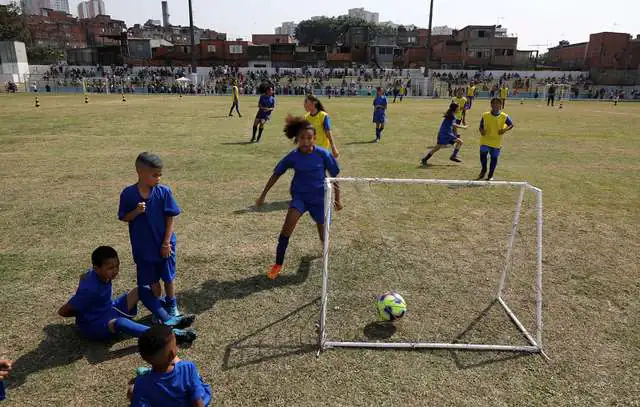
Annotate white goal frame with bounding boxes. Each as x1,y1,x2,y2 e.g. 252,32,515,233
82,77,110,94
319,177,548,360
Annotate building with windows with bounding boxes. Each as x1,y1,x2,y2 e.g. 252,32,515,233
77,0,106,19
275,22,297,37
21,0,69,15
347,8,379,23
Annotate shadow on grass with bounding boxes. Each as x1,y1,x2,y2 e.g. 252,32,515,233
449,299,536,369
220,141,253,145
6,323,138,390
363,322,397,340
233,200,289,215
180,256,316,316
222,296,320,370
344,140,377,145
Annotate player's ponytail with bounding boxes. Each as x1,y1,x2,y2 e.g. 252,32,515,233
284,114,314,143
305,94,325,112
444,102,457,120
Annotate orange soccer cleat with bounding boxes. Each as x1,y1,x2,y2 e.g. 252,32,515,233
267,264,283,280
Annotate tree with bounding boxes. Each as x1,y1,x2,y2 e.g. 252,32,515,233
295,16,398,46
0,2,31,44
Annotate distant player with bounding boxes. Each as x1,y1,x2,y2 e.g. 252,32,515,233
478,98,514,180
228,80,242,117
421,102,466,166
251,84,275,143
451,88,468,133
499,84,509,108
58,246,196,343
373,87,388,142
466,81,477,109
547,83,556,107
128,325,211,406
256,115,341,280
304,95,339,157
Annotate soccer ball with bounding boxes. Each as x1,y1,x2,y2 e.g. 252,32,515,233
376,292,407,321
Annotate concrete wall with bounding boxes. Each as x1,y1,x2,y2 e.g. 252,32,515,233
0,42,30,81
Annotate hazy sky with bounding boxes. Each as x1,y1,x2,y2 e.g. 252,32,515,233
4,0,639,51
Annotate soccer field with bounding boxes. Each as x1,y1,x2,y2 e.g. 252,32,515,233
0,93,638,406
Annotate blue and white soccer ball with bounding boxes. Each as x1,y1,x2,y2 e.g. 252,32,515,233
376,292,407,322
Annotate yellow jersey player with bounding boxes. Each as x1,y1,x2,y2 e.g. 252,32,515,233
466,81,477,109
499,84,509,109
228,80,242,117
478,98,514,180
451,88,468,136
304,95,339,157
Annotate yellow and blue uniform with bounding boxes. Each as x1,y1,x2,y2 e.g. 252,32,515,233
451,96,467,124
467,85,477,107
118,184,181,287
131,360,212,407
232,85,239,101
229,85,241,116
499,86,508,100
305,111,332,150
479,110,513,178
274,146,340,225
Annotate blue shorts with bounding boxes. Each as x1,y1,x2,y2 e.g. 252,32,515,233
255,111,272,122
290,197,325,225
137,254,176,286
438,134,458,145
77,292,138,341
480,145,501,158
373,111,386,124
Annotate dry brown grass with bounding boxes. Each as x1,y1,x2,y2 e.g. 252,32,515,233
0,93,638,406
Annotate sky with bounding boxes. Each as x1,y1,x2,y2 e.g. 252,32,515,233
4,0,639,52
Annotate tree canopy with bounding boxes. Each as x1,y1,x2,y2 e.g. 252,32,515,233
0,2,31,44
295,16,397,46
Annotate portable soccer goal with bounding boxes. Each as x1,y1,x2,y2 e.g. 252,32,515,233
543,83,572,102
318,177,547,359
82,77,110,94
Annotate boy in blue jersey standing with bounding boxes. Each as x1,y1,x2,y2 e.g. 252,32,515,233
58,246,196,343
250,84,276,143
256,115,341,280
373,87,388,142
119,152,191,322
128,325,211,407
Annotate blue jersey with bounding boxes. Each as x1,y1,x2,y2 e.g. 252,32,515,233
131,360,212,407
438,116,456,139
274,147,340,203
373,95,388,110
68,269,113,330
118,184,181,264
257,95,275,117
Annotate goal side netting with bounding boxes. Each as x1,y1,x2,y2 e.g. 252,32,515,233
82,77,110,94
319,178,546,358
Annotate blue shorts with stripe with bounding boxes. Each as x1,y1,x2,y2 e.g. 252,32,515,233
77,293,138,341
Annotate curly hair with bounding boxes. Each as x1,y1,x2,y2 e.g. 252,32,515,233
283,114,314,143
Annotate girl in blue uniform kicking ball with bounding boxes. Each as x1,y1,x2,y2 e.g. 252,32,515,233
256,115,342,280
421,102,467,166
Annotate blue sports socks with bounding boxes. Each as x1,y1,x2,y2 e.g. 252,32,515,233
488,156,499,178
114,317,148,337
276,234,290,266
138,285,171,323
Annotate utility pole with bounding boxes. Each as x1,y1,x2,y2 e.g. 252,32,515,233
423,0,434,77
188,0,197,74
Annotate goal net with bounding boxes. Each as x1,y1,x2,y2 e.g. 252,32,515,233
543,83,571,101
82,77,110,94
319,178,546,358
